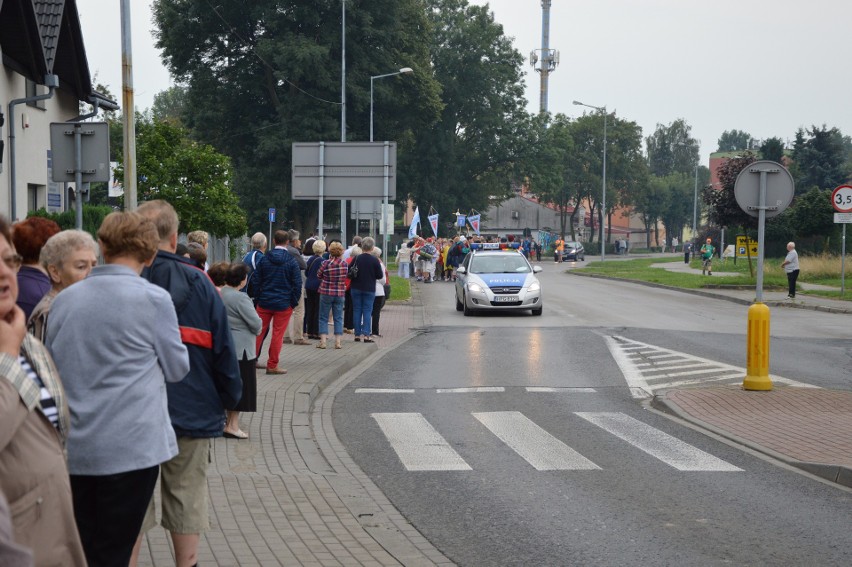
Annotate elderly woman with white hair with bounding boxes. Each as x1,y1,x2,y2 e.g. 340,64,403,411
370,247,390,338
781,241,799,300
28,230,99,341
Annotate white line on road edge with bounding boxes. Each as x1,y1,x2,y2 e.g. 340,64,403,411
473,412,600,471
575,412,742,472
525,387,597,393
603,335,652,398
436,387,505,393
355,388,416,394
371,413,472,471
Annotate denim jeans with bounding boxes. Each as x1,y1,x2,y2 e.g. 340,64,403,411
318,294,344,336
350,288,376,337
397,262,410,278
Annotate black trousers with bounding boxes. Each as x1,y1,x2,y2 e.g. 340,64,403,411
371,295,386,335
787,269,799,297
70,465,160,567
344,288,353,329
305,288,320,336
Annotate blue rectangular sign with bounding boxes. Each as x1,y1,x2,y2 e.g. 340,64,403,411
268,207,276,223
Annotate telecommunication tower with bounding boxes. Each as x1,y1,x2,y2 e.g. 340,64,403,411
529,0,559,114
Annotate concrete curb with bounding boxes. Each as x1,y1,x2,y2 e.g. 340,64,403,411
651,392,852,489
567,271,852,314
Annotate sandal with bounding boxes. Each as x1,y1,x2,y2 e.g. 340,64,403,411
316,342,327,349
363,338,375,343
334,342,342,349
354,337,361,342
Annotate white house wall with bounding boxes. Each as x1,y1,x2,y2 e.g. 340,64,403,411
1,69,79,220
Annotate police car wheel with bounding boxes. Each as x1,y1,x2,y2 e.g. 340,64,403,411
463,293,473,316
531,306,543,316
456,293,463,311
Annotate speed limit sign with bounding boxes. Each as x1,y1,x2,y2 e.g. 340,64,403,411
831,185,852,213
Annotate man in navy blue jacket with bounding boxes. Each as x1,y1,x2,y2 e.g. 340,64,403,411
133,200,242,567
254,230,301,374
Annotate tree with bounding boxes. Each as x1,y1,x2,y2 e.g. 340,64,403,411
704,152,758,231
646,119,698,177
790,187,835,239
523,114,574,237
716,129,753,152
153,0,443,234
116,116,247,237
790,125,851,193
151,86,188,124
759,137,785,163
406,0,531,219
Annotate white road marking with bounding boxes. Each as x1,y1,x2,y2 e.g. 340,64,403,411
436,387,505,393
525,387,597,393
371,413,471,471
605,335,816,398
473,412,600,471
603,335,652,397
355,388,416,394
575,412,742,472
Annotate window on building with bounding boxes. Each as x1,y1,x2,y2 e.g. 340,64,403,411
27,184,45,211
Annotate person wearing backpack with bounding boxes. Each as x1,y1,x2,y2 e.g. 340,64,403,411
242,232,266,303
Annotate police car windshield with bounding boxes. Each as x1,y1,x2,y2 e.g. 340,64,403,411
470,254,531,274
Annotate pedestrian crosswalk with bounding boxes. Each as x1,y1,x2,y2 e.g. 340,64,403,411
370,411,742,473
604,335,817,399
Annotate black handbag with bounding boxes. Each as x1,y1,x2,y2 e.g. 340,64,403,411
347,257,359,280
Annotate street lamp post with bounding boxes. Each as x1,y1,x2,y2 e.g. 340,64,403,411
692,164,699,242
370,67,413,143
573,100,607,261
370,67,413,264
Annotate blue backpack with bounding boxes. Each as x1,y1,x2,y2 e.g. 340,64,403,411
243,250,263,299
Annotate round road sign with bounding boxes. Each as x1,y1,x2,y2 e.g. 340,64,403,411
831,185,852,213
733,160,794,219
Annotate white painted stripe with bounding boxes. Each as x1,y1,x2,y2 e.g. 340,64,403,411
650,373,745,389
436,387,505,393
603,336,651,398
640,360,704,370
526,387,597,393
643,354,683,360
355,388,416,394
644,367,735,379
473,412,600,471
371,413,471,471
575,412,742,472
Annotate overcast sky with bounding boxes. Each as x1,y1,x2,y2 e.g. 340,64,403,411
77,0,852,166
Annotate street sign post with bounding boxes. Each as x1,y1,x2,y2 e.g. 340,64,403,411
50,122,110,229
733,160,795,392
268,207,276,248
831,185,852,294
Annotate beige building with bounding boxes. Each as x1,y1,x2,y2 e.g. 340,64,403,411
1,0,107,220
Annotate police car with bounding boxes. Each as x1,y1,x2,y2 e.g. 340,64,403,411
454,243,543,316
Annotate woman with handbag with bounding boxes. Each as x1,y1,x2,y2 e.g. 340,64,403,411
347,237,384,343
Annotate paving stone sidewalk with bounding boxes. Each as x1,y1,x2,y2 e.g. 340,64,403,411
654,386,852,488
137,290,453,566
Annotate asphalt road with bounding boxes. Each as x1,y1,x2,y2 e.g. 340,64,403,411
332,263,852,566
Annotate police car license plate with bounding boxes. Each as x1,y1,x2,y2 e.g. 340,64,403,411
494,295,517,302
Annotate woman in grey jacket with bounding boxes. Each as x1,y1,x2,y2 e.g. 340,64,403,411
45,212,190,567
220,262,262,439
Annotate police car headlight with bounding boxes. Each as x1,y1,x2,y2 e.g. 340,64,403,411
468,282,484,293
528,281,541,292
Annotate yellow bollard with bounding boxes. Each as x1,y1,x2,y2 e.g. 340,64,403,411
743,302,773,391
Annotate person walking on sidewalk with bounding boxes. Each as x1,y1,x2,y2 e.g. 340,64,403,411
781,241,800,300
700,238,715,275
284,229,310,345
254,230,302,374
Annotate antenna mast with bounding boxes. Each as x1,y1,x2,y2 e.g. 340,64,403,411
530,1,559,114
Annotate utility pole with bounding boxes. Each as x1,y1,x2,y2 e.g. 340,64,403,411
530,1,559,114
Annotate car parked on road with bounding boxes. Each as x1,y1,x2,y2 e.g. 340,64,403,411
454,243,543,316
